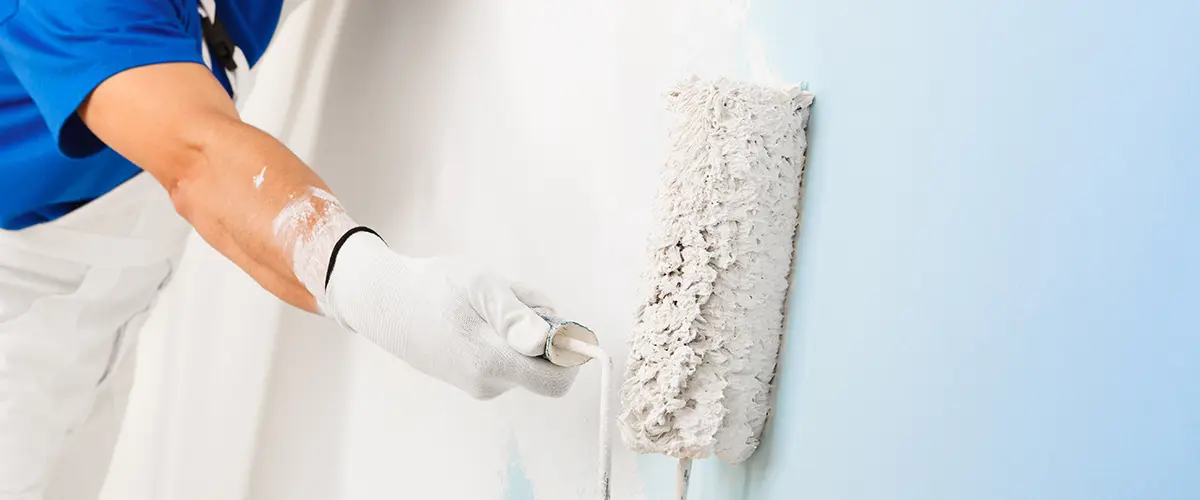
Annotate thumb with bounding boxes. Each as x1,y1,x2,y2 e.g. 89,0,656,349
464,272,552,358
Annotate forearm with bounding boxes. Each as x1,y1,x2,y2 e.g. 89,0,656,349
79,63,352,313
172,117,332,313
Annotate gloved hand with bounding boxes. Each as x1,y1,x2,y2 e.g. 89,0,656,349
323,231,578,399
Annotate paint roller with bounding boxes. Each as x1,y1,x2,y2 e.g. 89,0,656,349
537,76,813,500
620,76,813,498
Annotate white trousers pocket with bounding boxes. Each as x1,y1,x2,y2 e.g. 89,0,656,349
0,174,191,500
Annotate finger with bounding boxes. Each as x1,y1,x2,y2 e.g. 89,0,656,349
510,282,556,316
465,273,552,357
467,378,513,401
504,354,579,398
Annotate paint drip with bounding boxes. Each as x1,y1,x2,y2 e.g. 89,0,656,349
272,187,358,313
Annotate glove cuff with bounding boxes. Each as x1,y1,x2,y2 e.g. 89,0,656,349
325,226,385,290
322,227,397,327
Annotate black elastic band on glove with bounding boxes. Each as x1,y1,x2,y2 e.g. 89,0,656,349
325,226,384,289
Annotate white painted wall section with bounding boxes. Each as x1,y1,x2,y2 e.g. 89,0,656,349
249,1,776,499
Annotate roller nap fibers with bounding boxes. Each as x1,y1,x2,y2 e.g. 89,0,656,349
620,76,813,464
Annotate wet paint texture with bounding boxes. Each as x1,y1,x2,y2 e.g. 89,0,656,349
620,78,812,463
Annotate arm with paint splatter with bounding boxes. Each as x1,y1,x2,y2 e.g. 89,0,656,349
77,62,578,399
81,62,327,313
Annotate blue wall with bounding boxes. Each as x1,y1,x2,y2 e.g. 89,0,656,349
657,0,1200,498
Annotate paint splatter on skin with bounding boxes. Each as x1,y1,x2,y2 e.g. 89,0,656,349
254,166,267,189
272,187,357,313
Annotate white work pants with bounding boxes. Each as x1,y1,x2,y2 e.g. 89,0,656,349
0,174,191,500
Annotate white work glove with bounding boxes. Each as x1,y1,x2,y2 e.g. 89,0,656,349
323,231,578,399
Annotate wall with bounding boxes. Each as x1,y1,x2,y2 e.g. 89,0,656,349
100,3,344,498
249,0,767,498
249,0,1200,499
725,0,1200,499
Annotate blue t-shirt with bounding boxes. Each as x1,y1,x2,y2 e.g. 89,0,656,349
0,0,284,230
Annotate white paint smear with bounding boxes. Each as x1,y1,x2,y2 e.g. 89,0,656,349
272,187,357,313
254,166,267,189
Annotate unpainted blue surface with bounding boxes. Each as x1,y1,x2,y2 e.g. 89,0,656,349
506,438,537,499
645,0,1200,498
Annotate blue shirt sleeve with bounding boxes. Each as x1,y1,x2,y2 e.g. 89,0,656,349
0,0,203,159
